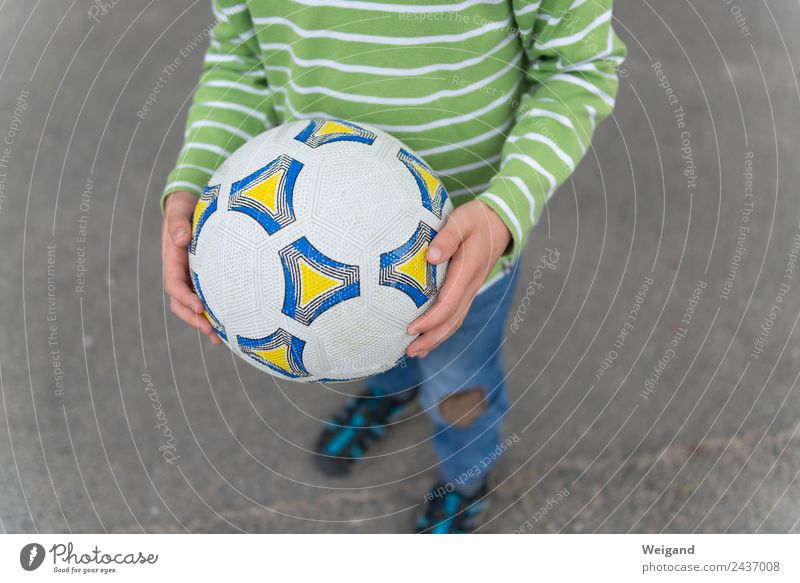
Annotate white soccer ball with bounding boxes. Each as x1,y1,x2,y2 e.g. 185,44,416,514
189,119,452,383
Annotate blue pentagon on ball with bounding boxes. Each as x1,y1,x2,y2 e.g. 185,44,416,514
294,119,377,149
379,222,438,308
228,155,303,235
237,328,310,379
279,236,361,326
397,148,448,219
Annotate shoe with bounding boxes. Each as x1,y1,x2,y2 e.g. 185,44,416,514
313,386,418,476
416,480,490,534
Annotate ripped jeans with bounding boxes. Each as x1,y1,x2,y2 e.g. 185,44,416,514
367,261,520,493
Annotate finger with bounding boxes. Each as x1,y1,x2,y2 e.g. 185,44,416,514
406,309,467,357
407,273,481,356
200,321,223,345
167,213,192,247
200,323,223,345
165,277,204,313
164,193,196,248
163,236,204,313
171,298,215,336
163,249,203,313
170,298,206,331
173,301,222,346
408,247,479,334
163,250,203,313
170,299,221,345
427,210,471,264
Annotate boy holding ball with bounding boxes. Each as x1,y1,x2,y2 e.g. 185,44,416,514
162,0,625,533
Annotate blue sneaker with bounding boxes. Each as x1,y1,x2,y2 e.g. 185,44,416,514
416,481,490,534
313,386,418,476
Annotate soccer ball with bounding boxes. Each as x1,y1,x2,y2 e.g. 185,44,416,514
189,119,452,383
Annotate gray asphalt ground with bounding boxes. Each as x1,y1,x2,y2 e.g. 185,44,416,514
1,0,799,533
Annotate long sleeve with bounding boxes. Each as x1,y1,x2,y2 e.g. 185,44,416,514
478,0,627,257
161,0,272,210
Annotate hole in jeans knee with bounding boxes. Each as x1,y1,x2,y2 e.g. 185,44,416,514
438,387,487,427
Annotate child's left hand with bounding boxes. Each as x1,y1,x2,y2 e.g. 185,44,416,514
406,199,511,358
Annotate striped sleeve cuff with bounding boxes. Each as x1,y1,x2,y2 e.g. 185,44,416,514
161,165,211,212
478,161,551,259
478,184,529,261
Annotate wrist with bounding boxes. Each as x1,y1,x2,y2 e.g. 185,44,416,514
474,198,512,254
164,190,198,218
165,190,197,204
475,190,520,259
161,182,202,214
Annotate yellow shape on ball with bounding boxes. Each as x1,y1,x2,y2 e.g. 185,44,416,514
396,243,429,289
192,198,209,232
254,345,292,373
299,259,342,307
416,164,441,197
317,120,357,136
247,172,282,213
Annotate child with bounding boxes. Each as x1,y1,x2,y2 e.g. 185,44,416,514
161,0,625,533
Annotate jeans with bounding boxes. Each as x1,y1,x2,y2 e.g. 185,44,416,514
367,262,520,493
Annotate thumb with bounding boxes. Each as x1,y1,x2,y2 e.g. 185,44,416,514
164,192,196,246
427,207,471,264
167,211,192,246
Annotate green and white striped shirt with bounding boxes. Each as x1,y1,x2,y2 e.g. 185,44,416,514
164,0,626,280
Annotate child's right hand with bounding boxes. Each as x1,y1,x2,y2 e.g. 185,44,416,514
162,191,222,345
